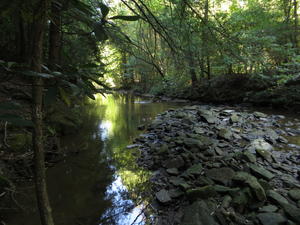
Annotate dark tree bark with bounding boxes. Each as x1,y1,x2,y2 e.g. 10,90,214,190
30,0,55,225
49,1,62,70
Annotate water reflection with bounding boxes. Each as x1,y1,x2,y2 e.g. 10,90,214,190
5,93,182,225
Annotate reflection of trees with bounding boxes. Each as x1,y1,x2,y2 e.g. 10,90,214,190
56,93,181,225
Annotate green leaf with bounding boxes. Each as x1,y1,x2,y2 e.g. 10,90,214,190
98,2,109,18
21,71,54,79
52,71,63,77
109,15,140,21
59,88,71,106
0,101,21,110
0,114,33,127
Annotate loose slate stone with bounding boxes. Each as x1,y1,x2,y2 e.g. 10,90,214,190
185,163,203,175
248,138,273,155
257,213,286,225
249,164,275,181
254,112,267,118
155,189,171,204
267,190,289,205
234,172,266,201
218,128,233,141
256,148,273,163
288,189,300,201
187,185,217,200
230,113,241,123
184,138,206,150
169,177,186,186
169,189,184,198
280,203,300,223
206,167,235,185
242,151,256,163
164,156,185,168
259,205,278,213
198,109,218,124
166,168,179,175
182,200,218,225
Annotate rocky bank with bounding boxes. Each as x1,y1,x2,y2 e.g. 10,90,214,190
132,105,300,225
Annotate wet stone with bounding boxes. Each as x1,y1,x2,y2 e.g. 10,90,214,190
166,168,179,175
256,148,273,163
187,185,217,200
248,138,273,154
218,128,233,141
198,110,218,124
164,156,185,168
182,200,219,225
185,163,203,176
233,172,266,201
184,138,206,151
156,189,172,204
249,164,275,181
169,189,184,198
169,177,186,186
254,112,267,118
242,151,256,163
288,189,300,201
230,113,241,123
267,190,289,205
257,213,287,225
259,205,278,213
206,167,235,186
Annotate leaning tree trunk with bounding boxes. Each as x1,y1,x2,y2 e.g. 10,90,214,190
30,0,55,225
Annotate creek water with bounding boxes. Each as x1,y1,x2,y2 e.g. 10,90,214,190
3,93,300,225
4,93,184,225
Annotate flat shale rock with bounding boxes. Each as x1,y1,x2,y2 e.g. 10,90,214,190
206,167,235,185
289,189,300,201
182,200,219,225
134,105,300,225
248,164,275,181
257,213,286,225
156,189,171,204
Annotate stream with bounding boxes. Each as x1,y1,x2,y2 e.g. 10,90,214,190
4,93,184,225
3,93,300,225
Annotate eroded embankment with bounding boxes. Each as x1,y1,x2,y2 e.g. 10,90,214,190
133,105,300,225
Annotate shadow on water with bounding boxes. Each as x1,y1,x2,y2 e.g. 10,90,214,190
5,93,184,225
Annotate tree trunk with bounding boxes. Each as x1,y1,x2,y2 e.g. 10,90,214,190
30,0,55,225
293,0,299,51
49,1,62,70
187,53,198,88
